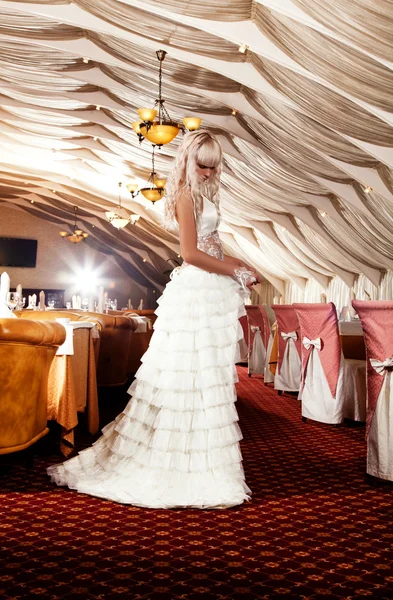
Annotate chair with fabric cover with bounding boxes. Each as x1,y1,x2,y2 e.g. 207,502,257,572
352,300,393,481
293,302,366,425
260,305,276,385
0,318,65,455
271,305,302,394
237,315,249,363
245,306,267,377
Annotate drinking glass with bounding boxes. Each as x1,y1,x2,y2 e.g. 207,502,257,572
6,292,18,312
48,300,55,309
66,302,72,310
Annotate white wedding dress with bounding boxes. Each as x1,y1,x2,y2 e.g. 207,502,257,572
47,198,251,508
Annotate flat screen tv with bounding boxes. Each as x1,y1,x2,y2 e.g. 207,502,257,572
0,237,38,268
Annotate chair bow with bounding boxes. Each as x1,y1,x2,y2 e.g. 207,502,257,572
281,331,297,341
250,325,260,333
303,337,322,351
370,357,393,375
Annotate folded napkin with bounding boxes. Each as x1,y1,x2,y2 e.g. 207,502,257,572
0,272,16,318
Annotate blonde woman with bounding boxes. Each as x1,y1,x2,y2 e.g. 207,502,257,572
48,130,257,509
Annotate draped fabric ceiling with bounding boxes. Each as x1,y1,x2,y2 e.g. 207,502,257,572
0,0,392,295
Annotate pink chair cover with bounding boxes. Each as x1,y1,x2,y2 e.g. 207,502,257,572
293,303,341,398
245,306,267,354
239,315,248,348
352,300,393,436
258,306,272,350
271,306,301,373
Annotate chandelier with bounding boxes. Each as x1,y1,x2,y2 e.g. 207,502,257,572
132,50,202,147
105,182,141,229
59,206,89,243
127,145,166,204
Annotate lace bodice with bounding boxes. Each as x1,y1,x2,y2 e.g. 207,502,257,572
187,197,224,264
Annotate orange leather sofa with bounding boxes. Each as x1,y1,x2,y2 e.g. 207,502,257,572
108,310,156,374
0,318,65,455
17,311,104,366
72,312,137,386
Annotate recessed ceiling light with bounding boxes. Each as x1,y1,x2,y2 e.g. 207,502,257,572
239,44,249,53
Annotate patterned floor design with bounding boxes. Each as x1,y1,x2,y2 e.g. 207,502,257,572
1,366,393,599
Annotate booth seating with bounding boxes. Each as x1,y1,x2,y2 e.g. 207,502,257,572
0,318,65,455
73,312,138,386
16,310,104,453
18,310,104,365
110,309,156,375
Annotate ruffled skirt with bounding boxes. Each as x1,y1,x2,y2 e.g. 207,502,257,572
47,266,251,509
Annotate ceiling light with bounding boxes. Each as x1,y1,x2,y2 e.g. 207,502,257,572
82,57,89,64
105,182,140,229
231,109,238,116
59,206,89,243
320,211,327,217
95,105,101,111
239,44,249,53
364,186,373,194
133,50,201,147
139,145,166,203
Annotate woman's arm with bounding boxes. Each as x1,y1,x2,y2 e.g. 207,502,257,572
223,254,256,273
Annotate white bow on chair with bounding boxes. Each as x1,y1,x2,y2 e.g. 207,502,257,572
251,325,260,333
370,357,393,375
281,331,297,341
303,337,322,351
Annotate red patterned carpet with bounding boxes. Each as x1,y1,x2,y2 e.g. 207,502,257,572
1,366,393,600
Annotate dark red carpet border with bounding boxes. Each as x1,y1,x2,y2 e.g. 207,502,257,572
1,366,393,600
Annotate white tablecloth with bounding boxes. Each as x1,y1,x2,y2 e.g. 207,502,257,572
338,320,363,336
56,321,97,355
127,314,152,333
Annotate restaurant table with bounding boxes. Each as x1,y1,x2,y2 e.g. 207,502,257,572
338,319,366,360
47,322,100,455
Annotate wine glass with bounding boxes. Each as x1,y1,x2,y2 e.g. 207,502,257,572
81,297,89,311
66,302,72,310
6,292,18,312
17,297,26,311
48,300,55,310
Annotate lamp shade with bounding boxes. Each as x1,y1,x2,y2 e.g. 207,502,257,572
67,234,83,243
154,178,166,189
140,187,164,202
126,182,139,194
140,123,179,145
132,121,142,134
137,108,158,122
182,117,202,131
105,206,140,229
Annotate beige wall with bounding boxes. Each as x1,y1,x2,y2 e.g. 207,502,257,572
0,204,149,308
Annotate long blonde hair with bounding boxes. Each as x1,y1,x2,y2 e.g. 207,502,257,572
164,130,222,234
